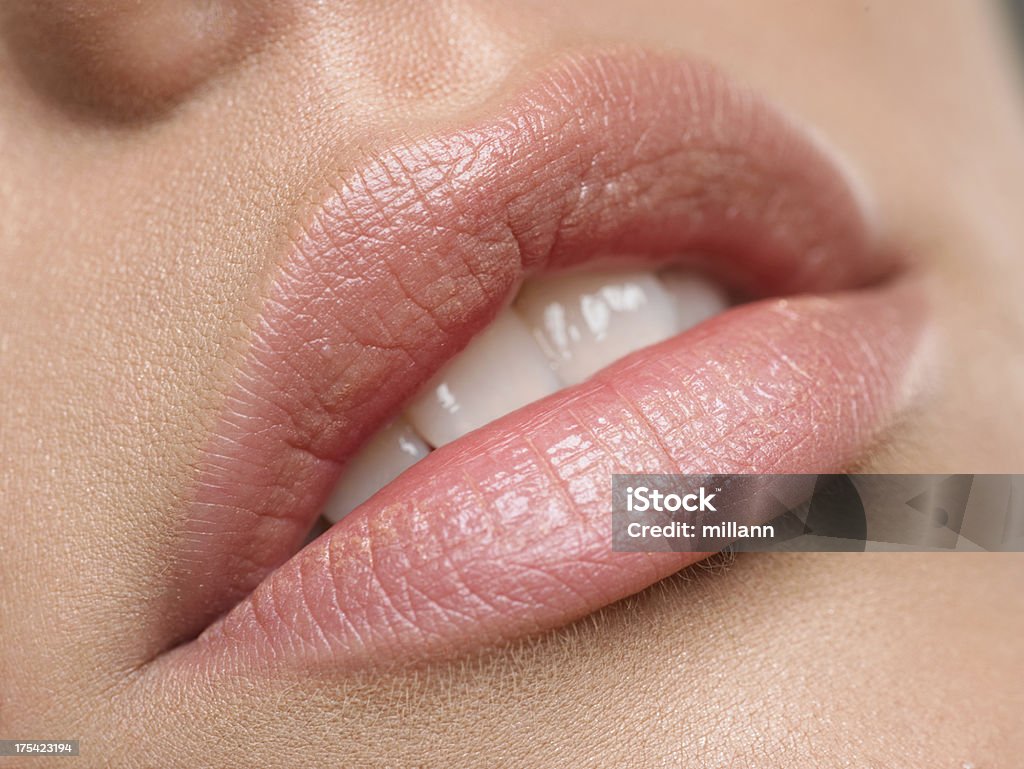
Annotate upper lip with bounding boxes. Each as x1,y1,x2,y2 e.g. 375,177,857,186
157,47,919,667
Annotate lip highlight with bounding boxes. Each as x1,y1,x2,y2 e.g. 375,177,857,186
161,48,925,669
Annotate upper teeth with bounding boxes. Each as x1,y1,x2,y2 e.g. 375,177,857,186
515,269,679,386
321,416,429,523
321,267,728,524
404,310,562,449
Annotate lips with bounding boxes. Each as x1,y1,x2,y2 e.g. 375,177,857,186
163,48,925,671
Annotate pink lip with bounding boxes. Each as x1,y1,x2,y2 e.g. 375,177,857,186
162,49,924,670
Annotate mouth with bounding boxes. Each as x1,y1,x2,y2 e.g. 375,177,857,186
320,265,733,523
169,48,925,671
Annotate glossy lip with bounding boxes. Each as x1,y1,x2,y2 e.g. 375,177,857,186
160,48,924,670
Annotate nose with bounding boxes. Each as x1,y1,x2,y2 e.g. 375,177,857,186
2,0,545,121
2,0,267,117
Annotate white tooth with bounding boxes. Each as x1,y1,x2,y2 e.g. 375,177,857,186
514,268,678,386
405,309,561,447
658,268,730,333
322,417,430,523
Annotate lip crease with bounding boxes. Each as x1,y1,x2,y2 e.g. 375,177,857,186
160,47,925,671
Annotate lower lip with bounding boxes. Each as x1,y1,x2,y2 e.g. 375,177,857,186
193,278,925,672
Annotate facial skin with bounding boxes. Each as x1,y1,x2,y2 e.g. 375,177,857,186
1,1,1022,767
